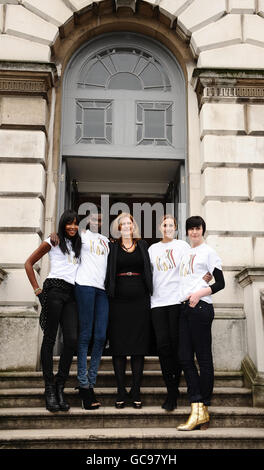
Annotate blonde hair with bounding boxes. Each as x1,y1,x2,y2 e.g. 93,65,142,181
111,212,141,242
159,214,177,229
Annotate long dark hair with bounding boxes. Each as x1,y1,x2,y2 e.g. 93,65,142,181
57,210,82,259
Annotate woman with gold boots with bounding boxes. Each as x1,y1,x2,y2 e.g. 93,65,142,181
177,216,225,431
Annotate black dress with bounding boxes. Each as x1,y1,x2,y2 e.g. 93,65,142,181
108,243,151,355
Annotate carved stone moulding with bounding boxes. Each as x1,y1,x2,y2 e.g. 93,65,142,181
236,267,264,288
115,0,136,12
193,68,264,109
0,62,57,99
0,268,7,285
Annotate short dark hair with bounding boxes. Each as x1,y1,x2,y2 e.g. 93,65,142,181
185,216,206,236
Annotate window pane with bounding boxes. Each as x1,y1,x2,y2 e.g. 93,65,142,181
166,105,172,123
83,108,105,138
76,103,82,123
106,106,112,122
137,105,143,122
106,125,112,142
166,126,172,143
141,139,153,145
133,56,148,75
75,124,82,142
139,63,163,88
108,73,142,90
111,52,138,72
145,110,165,138
84,61,109,86
137,125,142,142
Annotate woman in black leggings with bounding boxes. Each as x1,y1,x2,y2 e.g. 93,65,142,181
25,210,81,412
177,216,225,431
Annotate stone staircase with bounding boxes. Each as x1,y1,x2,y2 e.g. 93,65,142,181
0,356,264,449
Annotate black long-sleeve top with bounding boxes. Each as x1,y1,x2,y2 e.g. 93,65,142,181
105,239,153,298
210,268,225,294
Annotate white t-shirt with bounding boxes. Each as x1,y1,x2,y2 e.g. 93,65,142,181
45,237,79,285
178,242,222,304
148,239,190,308
75,230,109,289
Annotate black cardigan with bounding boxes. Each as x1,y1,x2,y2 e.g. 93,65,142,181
105,239,153,298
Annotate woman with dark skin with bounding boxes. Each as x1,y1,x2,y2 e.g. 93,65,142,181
25,210,81,412
50,209,109,410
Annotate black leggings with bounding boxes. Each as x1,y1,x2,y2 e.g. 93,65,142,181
112,355,144,401
151,304,181,395
178,300,214,406
41,286,78,385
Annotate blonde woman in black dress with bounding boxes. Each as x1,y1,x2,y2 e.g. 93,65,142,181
105,213,152,408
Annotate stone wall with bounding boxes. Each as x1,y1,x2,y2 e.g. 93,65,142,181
0,63,56,370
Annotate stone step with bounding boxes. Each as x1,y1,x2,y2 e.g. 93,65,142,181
0,406,263,431
0,386,252,408
54,356,163,371
1,427,264,449
0,370,245,389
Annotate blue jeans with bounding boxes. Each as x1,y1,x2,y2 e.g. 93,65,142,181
75,284,109,388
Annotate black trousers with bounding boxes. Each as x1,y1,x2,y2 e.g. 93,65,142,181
151,304,181,396
40,286,78,385
178,300,214,406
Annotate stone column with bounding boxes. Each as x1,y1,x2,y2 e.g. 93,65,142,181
0,62,56,371
236,268,264,407
192,69,264,373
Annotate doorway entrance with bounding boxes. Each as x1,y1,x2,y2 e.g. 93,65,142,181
61,156,186,244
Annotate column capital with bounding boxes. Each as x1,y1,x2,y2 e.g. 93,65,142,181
0,268,7,286
192,68,264,109
0,62,57,99
236,267,264,288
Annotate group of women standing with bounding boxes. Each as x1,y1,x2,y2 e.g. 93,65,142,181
25,208,225,431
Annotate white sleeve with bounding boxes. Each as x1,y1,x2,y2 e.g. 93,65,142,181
183,241,190,253
207,248,222,273
44,237,52,247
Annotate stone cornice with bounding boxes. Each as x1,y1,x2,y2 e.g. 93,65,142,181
0,268,7,285
0,62,57,98
236,267,264,288
115,0,136,12
193,68,264,109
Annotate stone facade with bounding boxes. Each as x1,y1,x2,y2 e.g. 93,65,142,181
0,0,264,403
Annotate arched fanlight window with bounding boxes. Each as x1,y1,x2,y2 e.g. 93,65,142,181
78,48,171,91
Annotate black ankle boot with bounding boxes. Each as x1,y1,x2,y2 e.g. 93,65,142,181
76,387,100,410
162,393,177,411
56,382,70,411
45,384,60,412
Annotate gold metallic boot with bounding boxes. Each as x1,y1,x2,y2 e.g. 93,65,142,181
177,402,209,431
202,404,210,428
